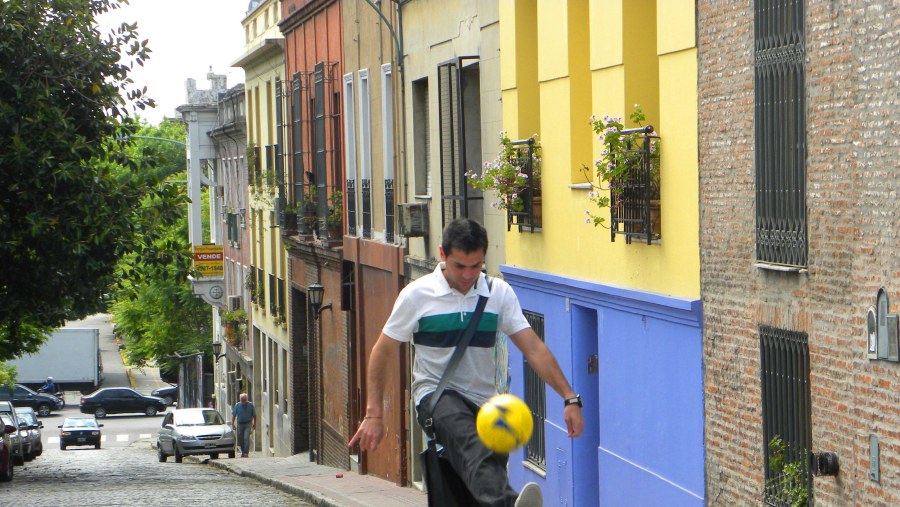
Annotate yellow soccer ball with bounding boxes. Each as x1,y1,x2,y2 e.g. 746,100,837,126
476,394,534,453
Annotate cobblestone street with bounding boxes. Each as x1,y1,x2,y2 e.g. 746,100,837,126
1,441,311,506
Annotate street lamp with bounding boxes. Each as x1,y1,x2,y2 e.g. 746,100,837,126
307,283,332,319
211,340,227,363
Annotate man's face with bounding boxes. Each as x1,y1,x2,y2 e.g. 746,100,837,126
440,246,485,294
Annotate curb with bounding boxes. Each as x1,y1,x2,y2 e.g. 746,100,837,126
190,456,344,507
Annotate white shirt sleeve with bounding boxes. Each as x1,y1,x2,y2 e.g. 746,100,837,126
496,280,531,337
382,287,418,343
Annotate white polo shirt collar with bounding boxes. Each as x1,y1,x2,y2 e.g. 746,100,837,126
431,262,491,298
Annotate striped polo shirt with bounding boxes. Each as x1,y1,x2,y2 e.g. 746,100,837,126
383,263,530,407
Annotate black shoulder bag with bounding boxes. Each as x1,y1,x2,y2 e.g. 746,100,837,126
420,278,491,507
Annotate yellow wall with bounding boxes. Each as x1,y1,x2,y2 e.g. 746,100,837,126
240,0,288,341
502,0,699,300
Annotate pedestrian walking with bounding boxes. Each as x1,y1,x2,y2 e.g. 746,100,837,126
349,218,584,507
231,393,256,458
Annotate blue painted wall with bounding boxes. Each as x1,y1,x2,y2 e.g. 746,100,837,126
502,265,704,507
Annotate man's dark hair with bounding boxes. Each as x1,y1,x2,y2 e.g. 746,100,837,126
441,218,489,255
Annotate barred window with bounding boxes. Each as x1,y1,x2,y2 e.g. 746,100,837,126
437,58,482,229
523,310,546,469
760,325,812,505
754,0,807,268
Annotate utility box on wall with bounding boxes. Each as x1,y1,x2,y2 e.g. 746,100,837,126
399,202,428,237
867,288,899,362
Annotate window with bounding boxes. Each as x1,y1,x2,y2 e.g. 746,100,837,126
313,63,327,223
275,79,285,203
523,310,546,469
343,73,358,236
412,77,431,196
291,72,305,207
437,58,482,229
358,69,372,239
754,0,807,268
760,325,812,505
382,63,395,242
256,266,265,312
268,273,277,316
277,278,286,321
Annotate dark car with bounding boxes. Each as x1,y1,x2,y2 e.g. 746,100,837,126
150,384,178,406
79,387,168,418
0,384,63,417
156,408,236,463
58,417,103,450
0,402,24,466
14,407,43,461
1,418,15,481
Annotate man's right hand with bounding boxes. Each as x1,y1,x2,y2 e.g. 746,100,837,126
348,417,385,451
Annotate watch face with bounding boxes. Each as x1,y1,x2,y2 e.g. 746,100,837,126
209,285,224,299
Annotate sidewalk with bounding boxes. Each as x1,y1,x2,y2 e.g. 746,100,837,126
198,454,427,507
128,362,426,506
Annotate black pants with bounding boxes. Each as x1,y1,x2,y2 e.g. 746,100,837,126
418,391,518,507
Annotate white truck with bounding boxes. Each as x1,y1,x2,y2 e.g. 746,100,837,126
8,328,103,393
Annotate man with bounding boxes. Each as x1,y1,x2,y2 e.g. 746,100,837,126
350,218,584,507
231,392,256,458
38,377,59,395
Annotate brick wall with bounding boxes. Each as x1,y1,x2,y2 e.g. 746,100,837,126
699,1,899,505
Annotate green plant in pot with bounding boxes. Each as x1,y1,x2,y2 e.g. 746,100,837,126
299,185,318,234
582,104,660,229
282,202,298,232
466,131,542,213
327,190,343,239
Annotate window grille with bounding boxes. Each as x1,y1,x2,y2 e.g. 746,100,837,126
438,61,461,228
609,127,660,245
361,179,372,239
252,145,262,186
437,57,481,229
347,179,357,236
265,145,274,190
754,0,807,268
291,72,305,209
314,63,328,230
275,80,285,196
277,278,286,319
268,273,277,316
523,310,546,469
385,179,395,242
256,267,265,311
506,139,541,232
760,325,812,505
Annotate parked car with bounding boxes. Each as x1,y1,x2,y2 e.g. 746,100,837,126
157,408,235,463
1,418,14,482
0,383,63,417
150,384,178,406
58,417,103,450
14,407,43,460
0,402,24,466
79,387,167,418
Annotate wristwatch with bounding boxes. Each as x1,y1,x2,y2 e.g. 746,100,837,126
564,395,583,408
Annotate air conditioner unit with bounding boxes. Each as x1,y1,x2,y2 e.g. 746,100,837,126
227,295,242,312
399,202,428,237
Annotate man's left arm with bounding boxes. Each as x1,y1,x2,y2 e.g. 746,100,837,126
508,327,584,438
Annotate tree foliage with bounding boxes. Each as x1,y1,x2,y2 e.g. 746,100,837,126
108,120,213,376
0,0,188,359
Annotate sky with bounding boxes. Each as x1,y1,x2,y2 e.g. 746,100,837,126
96,0,250,125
